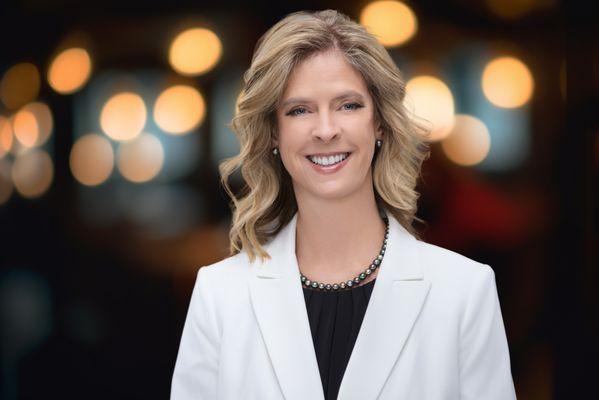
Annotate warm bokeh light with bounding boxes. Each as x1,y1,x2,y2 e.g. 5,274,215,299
168,28,222,76
12,102,53,148
13,109,38,147
0,62,41,110
0,116,14,158
47,47,92,94
11,148,53,198
482,56,534,108
360,0,418,47
70,134,114,186
405,75,455,141
117,132,164,183
100,92,147,141
154,85,206,134
441,114,491,166
23,102,53,147
0,159,12,205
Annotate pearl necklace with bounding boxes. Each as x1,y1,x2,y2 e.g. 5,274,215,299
300,216,389,291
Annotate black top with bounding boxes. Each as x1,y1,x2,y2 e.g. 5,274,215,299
302,278,377,400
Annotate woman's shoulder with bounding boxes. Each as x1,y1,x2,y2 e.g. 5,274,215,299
188,252,255,317
414,239,494,284
194,250,254,289
413,239,498,313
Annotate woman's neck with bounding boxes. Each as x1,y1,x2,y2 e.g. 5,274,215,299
294,196,386,284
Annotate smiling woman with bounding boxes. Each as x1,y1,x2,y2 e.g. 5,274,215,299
220,11,432,266
274,49,382,205
171,9,517,400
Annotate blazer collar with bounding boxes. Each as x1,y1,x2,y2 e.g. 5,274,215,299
248,210,431,400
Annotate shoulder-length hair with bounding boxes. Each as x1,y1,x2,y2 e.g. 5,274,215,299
219,9,431,264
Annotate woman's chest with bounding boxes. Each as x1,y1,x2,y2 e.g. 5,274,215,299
214,299,461,400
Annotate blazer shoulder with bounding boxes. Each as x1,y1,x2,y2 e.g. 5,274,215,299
415,239,491,282
414,240,498,318
195,250,253,287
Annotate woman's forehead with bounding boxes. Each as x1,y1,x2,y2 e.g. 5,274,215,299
281,53,369,102
287,50,362,84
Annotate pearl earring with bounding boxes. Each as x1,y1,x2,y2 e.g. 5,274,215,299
272,147,279,155
376,139,383,148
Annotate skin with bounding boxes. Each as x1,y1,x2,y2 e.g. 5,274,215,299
273,48,387,287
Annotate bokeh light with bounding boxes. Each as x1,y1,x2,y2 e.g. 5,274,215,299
18,102,53,147
441,114,491,166
405,75,455,141
0,62,41,110
70,134,114,186
168,28,222,76
11,148,53,198
482,56,534,108
48,47,92,94
0,116,14,157
116,132,164,183
100,92,147,141
13,109,38,148
154,85,206,134
360,0,418,48
12,102,54,149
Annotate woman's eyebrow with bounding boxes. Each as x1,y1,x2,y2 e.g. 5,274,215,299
281,90,365,107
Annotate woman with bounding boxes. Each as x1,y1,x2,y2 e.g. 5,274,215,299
171,9,517,400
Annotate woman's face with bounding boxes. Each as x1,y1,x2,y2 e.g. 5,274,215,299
274,49,382,202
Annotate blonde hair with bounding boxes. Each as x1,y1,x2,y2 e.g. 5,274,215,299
219,9,431,264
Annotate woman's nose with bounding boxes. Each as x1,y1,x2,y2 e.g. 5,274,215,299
313,112,340,141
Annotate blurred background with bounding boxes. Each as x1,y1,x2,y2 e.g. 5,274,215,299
0,0,596,399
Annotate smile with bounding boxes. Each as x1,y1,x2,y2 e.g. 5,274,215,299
305,152,352,174
306,152,350,166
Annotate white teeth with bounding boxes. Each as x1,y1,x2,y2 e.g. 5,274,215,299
308,152,349,166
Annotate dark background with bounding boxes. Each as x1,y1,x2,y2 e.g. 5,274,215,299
0,0,596,399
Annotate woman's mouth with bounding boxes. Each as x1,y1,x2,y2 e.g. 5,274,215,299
305,152,351,174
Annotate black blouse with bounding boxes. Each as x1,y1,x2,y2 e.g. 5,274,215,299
302,278,377,400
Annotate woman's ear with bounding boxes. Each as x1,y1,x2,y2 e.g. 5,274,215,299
271,127,279,148
376,124,383,141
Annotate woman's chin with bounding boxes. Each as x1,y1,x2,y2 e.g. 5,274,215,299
307,183,355,200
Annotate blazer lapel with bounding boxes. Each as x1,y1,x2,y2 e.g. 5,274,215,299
248,211,431,400
337,214,431,399
248,214,325,400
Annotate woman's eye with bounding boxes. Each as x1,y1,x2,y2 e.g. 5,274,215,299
343,102,363,111
287,107,307,116
286,103,362,116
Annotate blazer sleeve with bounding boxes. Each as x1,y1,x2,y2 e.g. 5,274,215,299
459,264,517,400
171,267,220,400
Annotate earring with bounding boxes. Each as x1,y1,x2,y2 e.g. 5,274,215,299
376,139,383,148
272,147,279,156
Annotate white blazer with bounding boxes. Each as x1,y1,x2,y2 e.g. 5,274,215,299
171,211,517,400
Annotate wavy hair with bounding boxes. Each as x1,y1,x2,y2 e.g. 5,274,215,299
219,9,431,264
